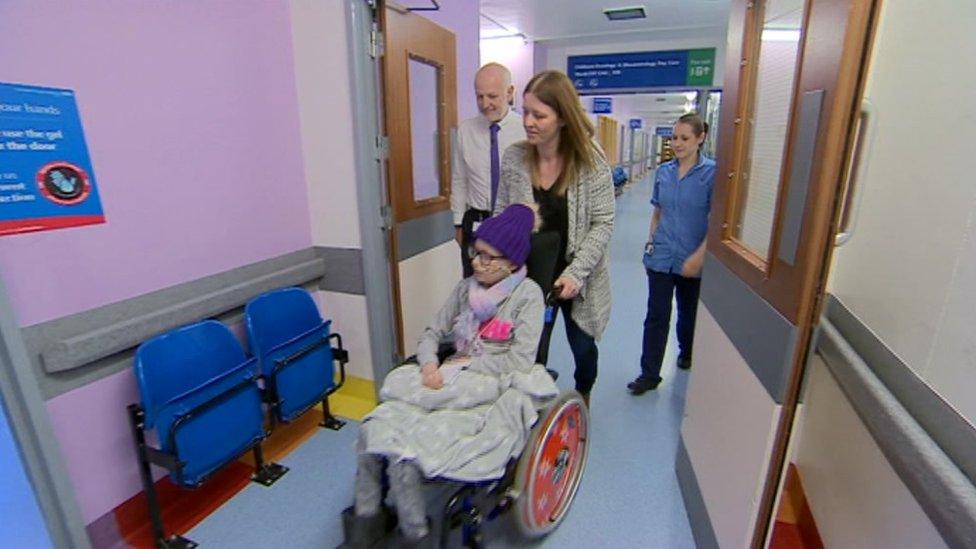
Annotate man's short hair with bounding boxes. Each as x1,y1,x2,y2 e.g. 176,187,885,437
476,62,513,88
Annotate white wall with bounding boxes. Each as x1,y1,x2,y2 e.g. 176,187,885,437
536,26,729,87
398,241,463,356
290,0,373,378
290,0,362,249
681,305,781,547
315,291,374,380
825,0,976,424
790,356,946,548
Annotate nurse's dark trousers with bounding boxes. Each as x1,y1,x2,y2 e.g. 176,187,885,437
640,269,701,383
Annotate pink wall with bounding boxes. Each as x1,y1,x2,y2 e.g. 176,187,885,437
0,2,312,327
417,0,481,121
481,37,536,111
0,2,312,525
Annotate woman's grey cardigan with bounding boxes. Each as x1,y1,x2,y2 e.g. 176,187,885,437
494,142,615,340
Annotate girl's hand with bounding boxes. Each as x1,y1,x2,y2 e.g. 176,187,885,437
553,276,580,300
420,362,443,389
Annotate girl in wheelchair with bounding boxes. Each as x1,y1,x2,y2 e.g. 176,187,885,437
343,204,559,547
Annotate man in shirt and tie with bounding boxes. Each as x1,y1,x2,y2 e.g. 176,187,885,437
451,62,526,277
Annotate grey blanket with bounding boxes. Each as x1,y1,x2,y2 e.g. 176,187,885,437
359,278,557,482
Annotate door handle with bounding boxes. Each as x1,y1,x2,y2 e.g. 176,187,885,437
835,99,875,247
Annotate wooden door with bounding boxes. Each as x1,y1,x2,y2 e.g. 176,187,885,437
681,0,881,546
380,4,458,355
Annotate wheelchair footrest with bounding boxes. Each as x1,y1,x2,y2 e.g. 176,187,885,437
321,415,346,431
158,534,198,549
251,462,289,486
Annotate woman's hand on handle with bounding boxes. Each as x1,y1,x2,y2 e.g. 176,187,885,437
553,276,580,300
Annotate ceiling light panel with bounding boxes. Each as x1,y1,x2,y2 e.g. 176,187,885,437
603,5,647,21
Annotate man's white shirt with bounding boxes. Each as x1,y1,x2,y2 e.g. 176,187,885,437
450,109,526,224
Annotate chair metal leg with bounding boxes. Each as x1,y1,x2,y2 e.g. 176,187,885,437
250,444,289,486
320,397,346,430
128,405,199,549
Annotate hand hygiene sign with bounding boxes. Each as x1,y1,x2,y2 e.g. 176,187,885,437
0,82,105,236
568,48,715,93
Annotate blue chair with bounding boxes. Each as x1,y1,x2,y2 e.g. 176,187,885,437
128,320,288,548
612,166,629,187
245,287,348,430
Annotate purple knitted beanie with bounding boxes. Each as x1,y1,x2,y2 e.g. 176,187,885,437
474,204,534,268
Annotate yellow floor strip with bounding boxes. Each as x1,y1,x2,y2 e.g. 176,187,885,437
326,375,377,421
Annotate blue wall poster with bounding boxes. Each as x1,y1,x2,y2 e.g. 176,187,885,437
591,97,613,114
629,119,643,130
0,82,105,236
568,48,716,94
655,126,674,137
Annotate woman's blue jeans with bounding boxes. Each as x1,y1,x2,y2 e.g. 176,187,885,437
536,299,598,394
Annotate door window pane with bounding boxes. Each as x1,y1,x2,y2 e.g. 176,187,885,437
408,57,442,202
704,90,722,158
733,0,806,259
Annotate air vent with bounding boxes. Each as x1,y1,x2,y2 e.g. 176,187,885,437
603,6,646,21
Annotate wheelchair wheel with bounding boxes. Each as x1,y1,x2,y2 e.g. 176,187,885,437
513,390,589,537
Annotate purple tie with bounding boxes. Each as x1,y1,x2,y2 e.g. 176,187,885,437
490,122,501,212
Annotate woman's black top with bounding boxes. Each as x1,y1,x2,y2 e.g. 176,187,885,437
533,184,569,281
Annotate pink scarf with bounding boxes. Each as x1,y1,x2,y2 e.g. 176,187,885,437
452,267,527,357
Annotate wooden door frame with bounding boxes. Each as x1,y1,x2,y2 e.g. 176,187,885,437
382,5,456,224
709,0,884,546
710,0,877,329
378,1,458,355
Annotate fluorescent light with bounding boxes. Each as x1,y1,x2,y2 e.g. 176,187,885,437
762,29,801,42
481,33,526,42
604,6,646,21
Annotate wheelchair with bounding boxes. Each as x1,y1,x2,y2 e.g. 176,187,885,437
437,387,589,547
342,232,591,548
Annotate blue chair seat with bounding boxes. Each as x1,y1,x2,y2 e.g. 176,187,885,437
262,320,335,422
135,320,266,487
246,287,345,424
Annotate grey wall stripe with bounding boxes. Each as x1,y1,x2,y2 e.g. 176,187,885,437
31,306,266,400
778,89,824,266
817,319,976,548
24,248,326,376
20,246,369,399
825,294,976,493
0,278,90,548
699,252,797,402
396,209,455,262
675,435,720,549
316,246,366,295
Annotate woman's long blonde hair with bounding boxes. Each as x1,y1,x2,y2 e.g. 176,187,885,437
523,70,602,196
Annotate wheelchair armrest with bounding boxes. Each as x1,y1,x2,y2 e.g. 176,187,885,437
544,367,559,381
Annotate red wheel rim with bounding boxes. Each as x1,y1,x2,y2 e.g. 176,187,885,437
528,401,586,528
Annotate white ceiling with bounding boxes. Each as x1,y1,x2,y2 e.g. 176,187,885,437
480,0,731,41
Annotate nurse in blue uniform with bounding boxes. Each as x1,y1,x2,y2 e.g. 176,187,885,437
629,113,716,394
